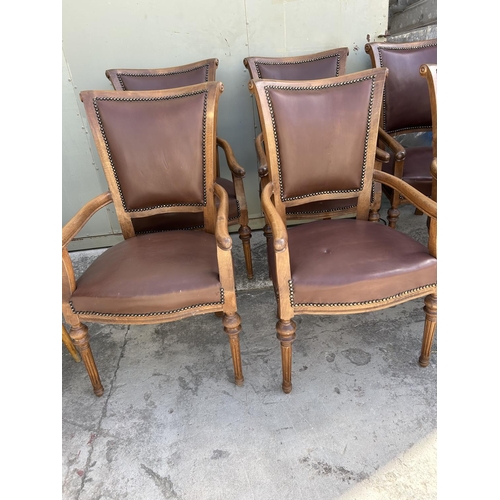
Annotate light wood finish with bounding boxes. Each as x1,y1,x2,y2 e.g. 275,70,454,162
365,39,437,228
63,83,244,396
251,69,437,393
62,324,80,362
420,63,437,236
106,59,253,280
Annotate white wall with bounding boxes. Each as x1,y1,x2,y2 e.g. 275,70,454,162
63,0,389,249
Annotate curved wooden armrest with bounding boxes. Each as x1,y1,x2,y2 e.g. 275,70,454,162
374,170,436,219
261,182,288,252
213,183,232,250
62,192,113,249
216,137,246,178
430,157,437,181
375,147,390,163
377,127,406,161
255,132,268,178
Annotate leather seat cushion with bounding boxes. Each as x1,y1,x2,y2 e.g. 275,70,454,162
132,177,239,233
383,146,433,196
285,219,436,305
70,231,222,316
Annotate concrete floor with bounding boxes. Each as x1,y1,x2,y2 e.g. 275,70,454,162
62,201,437,499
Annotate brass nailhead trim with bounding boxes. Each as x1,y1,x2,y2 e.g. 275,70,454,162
70,288,225,318
134,198,240,235
254,53,342,79
288,280,436,308
264,75,376,203
377,43,437,133
288,204,357,216
93,90,208,213
117,64,210,90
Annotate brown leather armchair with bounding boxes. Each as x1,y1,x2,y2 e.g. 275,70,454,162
365,39,437,228
105,59,253,279
249,69,437,393
63,82,244,396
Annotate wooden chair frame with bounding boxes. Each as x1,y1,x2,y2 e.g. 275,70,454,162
63,82,244,396
249,69,437,393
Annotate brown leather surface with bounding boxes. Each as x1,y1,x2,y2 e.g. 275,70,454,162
71,231,222,315
281,219,436,305
286,197,357,216
378,45,437,133
95,92,206,211
267,79,374,200
132,177,239,233
118,67,209,90
383,146,433,196
256,56,342,80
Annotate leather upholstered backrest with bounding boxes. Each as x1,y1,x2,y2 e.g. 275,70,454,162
250,68,387,221
105,58,218,91
365,40,437,134
244,48,349,81
80,82,222,238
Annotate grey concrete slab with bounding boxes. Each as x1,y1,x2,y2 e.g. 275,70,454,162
63,200,437,499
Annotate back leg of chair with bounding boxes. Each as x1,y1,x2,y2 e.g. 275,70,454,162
69,322,104,396
238,225,253,279
419,293,437,367
276,318,297,394
62,324,81,362
223,313,244,386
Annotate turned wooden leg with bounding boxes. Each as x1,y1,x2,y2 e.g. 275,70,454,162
223,313,244,386
62,324,81,362
69,323,104,396
238,225,253,280
419,293,437,367
276,319,297,394
368,209,380,223
387,206,400,229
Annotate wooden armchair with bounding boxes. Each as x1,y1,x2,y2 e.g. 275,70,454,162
249,69,437,393
62,82,244,396
365,39,437,228
105,59,253,279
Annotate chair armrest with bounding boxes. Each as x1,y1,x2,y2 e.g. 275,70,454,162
377,127,405,161
62,192,113,249
375,147,390,163
261,182,288,252
216,137,246,178
255,132,268,178
373,170,436,220
213,183,232,250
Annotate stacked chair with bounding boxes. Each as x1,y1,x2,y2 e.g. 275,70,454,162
365,39,437,228
62,82,244,396
105,58,254,280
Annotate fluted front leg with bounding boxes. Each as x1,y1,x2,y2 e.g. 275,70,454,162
238,225,253,279
419,293,437,367
70,322,104,396
276,319,297,394
223,313,244,386
62,324,81,362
